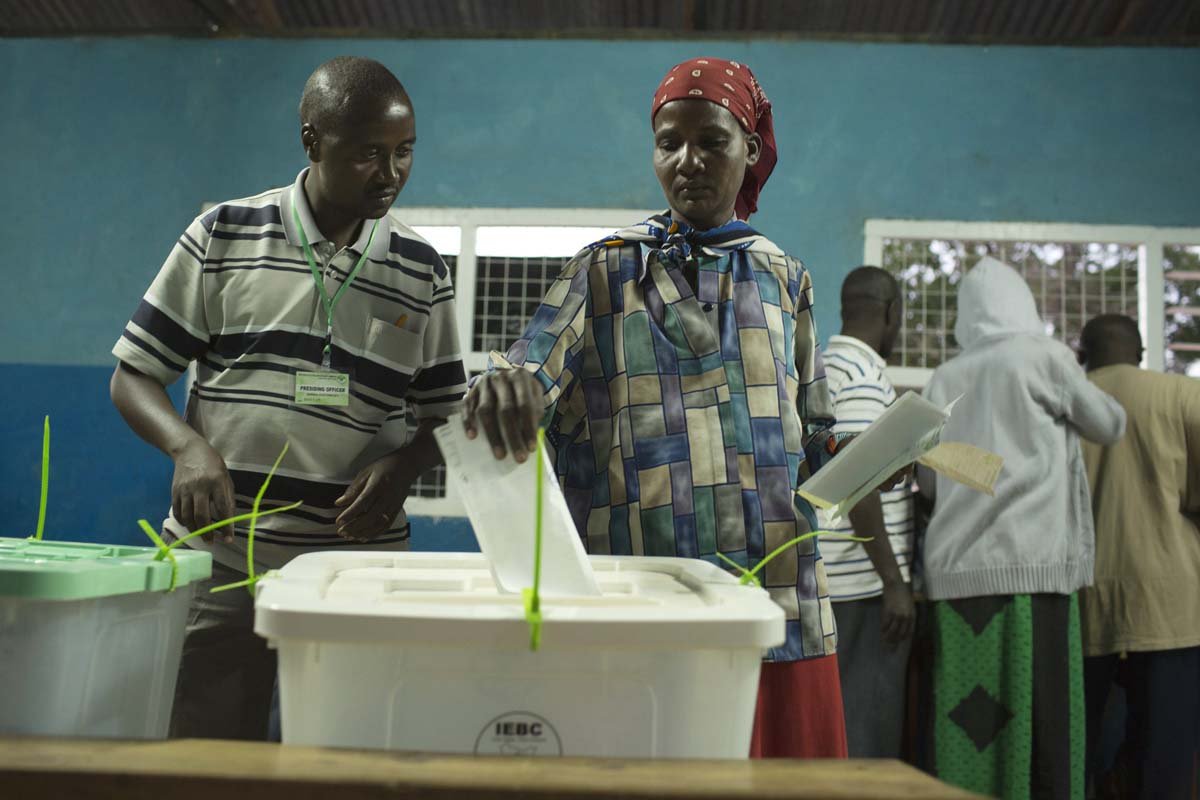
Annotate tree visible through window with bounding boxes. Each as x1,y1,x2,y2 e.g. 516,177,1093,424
1164,244,1200,377
881,237,1139,370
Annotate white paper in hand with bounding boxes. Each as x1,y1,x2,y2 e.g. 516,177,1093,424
434,420,600,597
798,392,961,520
918,441,1003,496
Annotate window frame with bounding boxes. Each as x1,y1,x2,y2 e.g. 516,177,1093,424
401,207,660,517
864,219,1200,390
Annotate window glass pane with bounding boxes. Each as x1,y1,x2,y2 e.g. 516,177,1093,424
410,225,462,256
409,226,458,285
475,226,614,257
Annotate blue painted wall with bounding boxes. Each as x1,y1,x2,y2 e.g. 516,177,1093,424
2,38,1197,547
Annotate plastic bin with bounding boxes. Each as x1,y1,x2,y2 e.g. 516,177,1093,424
0,537,211,738
255,551,785,758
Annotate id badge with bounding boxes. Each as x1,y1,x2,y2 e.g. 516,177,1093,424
295,370,350,406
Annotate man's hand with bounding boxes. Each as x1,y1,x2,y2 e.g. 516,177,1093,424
880,580,915,645
171,438,236,544
820,431,910,492
878,464,913,492
334,451,415,542
846,487,913,646
111,363,236,544
462,370,544,462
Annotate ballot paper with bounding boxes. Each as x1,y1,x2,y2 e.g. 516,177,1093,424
798,392,1001,520
918,440,1004,496
434,419,601,597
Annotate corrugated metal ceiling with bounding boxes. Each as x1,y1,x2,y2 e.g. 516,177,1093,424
2,0,1197,44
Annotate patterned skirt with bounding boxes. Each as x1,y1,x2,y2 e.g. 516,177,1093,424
931,593,1085,799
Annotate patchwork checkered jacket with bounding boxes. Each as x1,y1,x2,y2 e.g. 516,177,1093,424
494,214,838,661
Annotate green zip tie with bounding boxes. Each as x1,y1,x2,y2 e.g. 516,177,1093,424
522,588,543,650
209,576,257,594
157,502,303,556
216,441,291,596
138,519,179,590
31,416,50,541
135,504,300,592
523,427,546,652
134,442,295,594
715,551,757,585
718,531,873,587
211,568,281,594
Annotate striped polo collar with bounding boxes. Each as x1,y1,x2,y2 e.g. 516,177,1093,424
827,334,887,372
281,168,391,261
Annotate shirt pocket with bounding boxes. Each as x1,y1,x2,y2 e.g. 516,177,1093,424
358,316,424,400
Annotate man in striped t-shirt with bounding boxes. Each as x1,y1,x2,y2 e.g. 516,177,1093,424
110,57,466,739
817,266,915,758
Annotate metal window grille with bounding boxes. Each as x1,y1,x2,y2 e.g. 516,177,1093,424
406,369,484,500
1164,244,1200,377
409,463,447,499
881,238,1139,369
472,255,569,353
403,220,633,506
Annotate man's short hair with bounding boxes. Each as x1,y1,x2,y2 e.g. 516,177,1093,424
1081,314,1142,357
841,266,899,319
299,56,409,133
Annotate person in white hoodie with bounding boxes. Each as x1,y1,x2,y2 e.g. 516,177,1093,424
918,256,1125,800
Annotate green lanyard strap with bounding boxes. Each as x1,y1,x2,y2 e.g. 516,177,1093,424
293,205,378,366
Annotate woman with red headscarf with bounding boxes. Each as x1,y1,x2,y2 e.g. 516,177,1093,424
464,57,850,758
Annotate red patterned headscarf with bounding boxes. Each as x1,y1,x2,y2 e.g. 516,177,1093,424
651,57,778,220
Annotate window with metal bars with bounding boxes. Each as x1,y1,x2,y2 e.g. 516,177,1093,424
472,255,569,354
401,213,656,510
880,237,1139,370
1164,244,1200,377
403,217,648,506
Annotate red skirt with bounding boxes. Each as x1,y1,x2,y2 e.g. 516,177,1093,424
749,654,848,758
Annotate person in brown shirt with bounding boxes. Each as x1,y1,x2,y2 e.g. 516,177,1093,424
1077,314,1200,799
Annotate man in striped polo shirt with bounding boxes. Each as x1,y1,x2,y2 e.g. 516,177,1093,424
110,57,466,739
818,266,916,758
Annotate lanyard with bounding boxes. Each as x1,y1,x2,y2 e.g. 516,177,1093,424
293,205,377,367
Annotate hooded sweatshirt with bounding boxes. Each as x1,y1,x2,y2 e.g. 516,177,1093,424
920,257,1126,600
